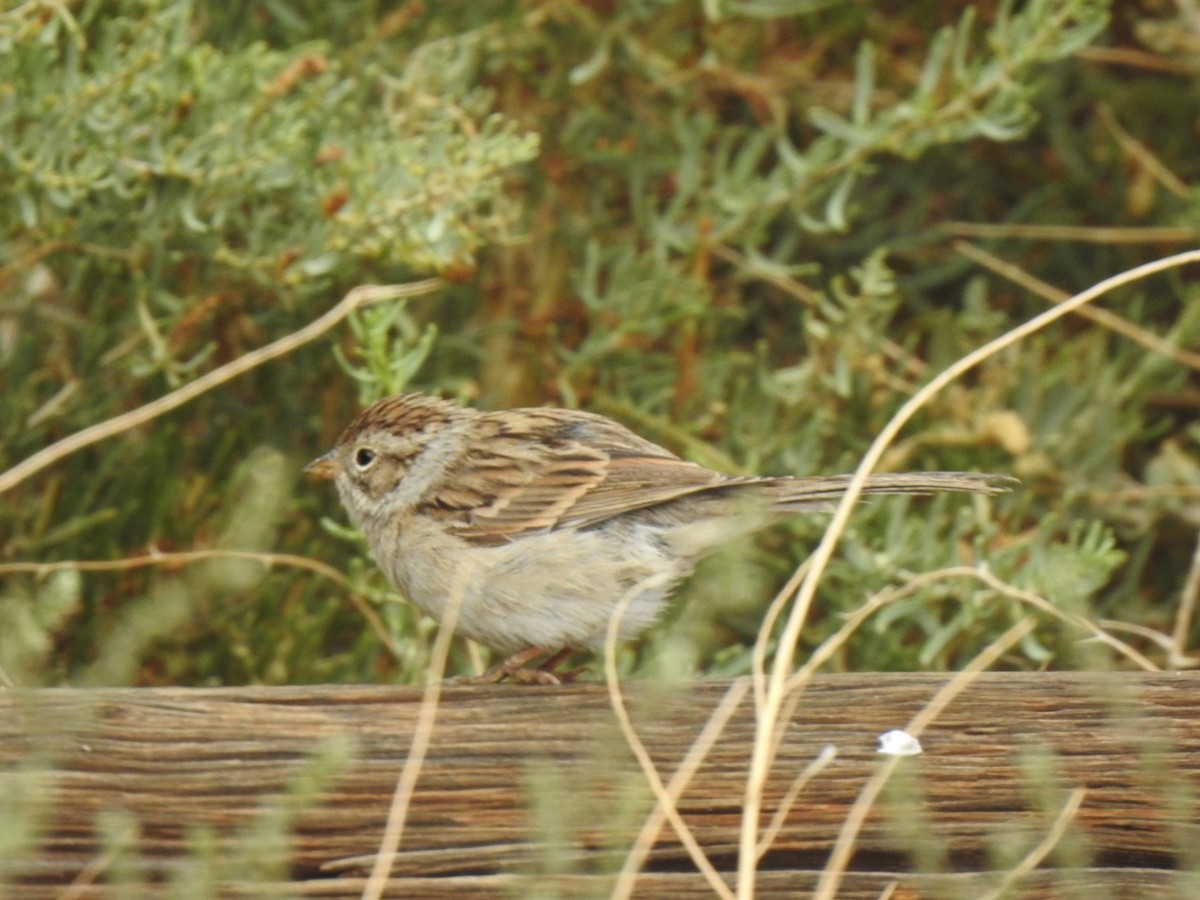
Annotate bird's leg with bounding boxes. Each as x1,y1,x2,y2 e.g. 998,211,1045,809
455,646,561,685
536,648,588,683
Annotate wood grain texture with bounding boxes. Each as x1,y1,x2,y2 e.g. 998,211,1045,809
3,673,1199,898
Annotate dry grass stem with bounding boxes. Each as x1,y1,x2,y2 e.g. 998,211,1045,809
750,558,1149,863
942,222,1196,244
464,639,487,676
360,564,468,900
0,280,442,496
709,241,821,305
751,559,811,713
1076,45,1198,75
759,569,968,781
977,787,1088,900
965,566,1159,672
0,548,349,582
737,249,1200,900
812,617,1038,900
604,573,734,900
55,824,137,900
1097,105,1191,198
781,562,1160,684
1099,619,1180,653
1170,530,1200,669
955,242,1200,373
612,677,751,900
754,743,837,862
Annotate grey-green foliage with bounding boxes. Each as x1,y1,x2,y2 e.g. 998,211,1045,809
0,732,357,898
1,1,536,286
0,0,536,687
459,0,1197,679
335,304,439,406
553,0,1110,251
5,0,1199,690
0,570,81,686
174,733,355,895
0,0,536,444
0,764,57,889
18,0,1200,892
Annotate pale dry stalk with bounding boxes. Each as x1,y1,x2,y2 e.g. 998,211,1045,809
736,249,1200,899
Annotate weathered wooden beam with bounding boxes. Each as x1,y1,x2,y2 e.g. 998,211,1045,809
3,673,1198,898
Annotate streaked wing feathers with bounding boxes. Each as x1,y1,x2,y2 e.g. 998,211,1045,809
415,407,1012,547
417,410,727,545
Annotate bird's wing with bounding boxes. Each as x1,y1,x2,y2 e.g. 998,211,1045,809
414,408,1012,546
415,409,729,546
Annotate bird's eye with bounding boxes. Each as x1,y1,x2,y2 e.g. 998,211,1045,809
354,447,377,469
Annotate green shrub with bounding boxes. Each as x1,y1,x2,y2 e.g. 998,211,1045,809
4,0,1198,686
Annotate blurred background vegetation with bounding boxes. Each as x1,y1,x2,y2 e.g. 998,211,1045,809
2,0,1198,688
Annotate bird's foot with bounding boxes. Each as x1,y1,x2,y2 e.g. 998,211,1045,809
453,647,583,685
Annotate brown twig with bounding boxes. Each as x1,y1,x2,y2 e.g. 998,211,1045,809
942,222,1196,244
0,280,442,495
1077,45,1198,76
954,242,1200,374
0,549,408,668
1096,104,1191,199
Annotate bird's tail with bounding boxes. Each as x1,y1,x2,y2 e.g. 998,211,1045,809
764,471,1015,512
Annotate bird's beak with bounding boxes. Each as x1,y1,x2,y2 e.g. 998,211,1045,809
304,452,338,481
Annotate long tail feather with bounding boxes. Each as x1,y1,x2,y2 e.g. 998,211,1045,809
766,471,1015,512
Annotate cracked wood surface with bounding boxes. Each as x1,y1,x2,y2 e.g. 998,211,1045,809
3,673,1198,898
